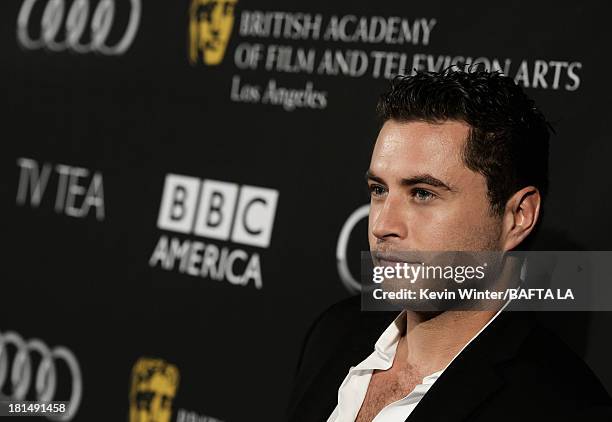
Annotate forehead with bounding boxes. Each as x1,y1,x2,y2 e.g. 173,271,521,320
370,120,471,178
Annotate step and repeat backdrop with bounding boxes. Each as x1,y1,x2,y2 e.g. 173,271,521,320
2,0,612,421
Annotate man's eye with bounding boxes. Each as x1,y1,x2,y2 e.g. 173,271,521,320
412,188,435,202
368,184,386,197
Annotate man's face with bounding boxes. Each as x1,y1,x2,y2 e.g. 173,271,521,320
367,119,503,255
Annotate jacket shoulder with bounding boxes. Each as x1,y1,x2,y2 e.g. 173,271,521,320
293,295,362,379
287,296,396,421
498,319,612,412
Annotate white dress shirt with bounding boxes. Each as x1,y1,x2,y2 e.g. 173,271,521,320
327,302,511,422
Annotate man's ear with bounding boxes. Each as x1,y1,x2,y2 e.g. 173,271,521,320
501,186,541,251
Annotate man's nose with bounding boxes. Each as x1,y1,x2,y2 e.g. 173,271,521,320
371,195,408,242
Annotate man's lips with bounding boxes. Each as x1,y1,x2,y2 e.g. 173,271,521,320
372,251,424,266
377,259,424,267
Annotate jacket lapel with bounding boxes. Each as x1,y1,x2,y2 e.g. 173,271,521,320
406,311,534,421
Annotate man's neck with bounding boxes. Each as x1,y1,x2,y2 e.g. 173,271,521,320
394,257,523,375
396,310,497,375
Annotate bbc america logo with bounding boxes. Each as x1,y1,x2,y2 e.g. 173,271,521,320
157,174,278,248
149,174,279,289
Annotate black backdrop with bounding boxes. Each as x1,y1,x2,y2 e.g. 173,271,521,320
3,1,612,421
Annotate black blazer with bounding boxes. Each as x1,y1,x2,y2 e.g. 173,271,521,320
287,295,612,421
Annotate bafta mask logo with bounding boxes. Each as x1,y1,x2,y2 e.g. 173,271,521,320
129,357,180,422
189,0,238,65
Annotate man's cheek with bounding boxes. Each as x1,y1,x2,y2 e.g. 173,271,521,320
413,213,462,249
416,226,447,250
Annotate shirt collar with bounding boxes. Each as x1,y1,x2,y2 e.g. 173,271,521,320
352,311,406,371
350,299,512,374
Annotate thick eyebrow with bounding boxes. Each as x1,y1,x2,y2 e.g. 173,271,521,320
365,170,385,185
365,170,455,192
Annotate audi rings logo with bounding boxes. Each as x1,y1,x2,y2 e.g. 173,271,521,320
17,0,141,55
336,204,369,293
0,331,82,421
